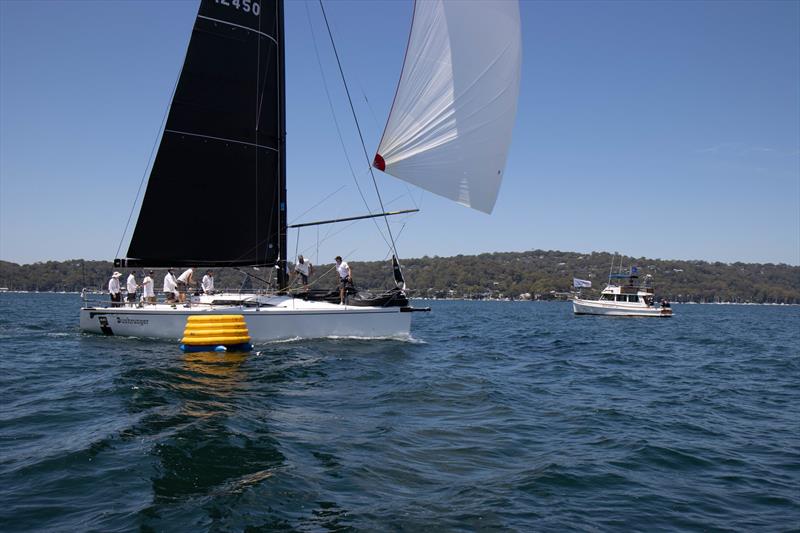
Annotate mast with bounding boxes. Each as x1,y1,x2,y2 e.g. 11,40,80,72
277,0,288,290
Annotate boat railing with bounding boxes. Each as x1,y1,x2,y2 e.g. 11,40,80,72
607,273,654,290
80,287,280,309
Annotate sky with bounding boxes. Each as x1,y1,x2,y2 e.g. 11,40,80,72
1,0,798,267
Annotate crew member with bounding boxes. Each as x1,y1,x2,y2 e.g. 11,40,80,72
294,255,313,291
201,270,214,295
176,268,194,303
163,269,179,304
126,272,139,305
108,271,122,307
142,270,156,304
335,256,351,305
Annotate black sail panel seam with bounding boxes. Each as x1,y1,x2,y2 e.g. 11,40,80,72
197,14,278,44
164,129,278,151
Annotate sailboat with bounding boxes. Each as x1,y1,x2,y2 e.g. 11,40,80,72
79,0,522,341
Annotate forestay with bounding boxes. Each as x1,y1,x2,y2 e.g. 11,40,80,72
373,0,521,214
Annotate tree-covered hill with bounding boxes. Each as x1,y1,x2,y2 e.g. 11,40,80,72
351,250,799,303
1,250,798,303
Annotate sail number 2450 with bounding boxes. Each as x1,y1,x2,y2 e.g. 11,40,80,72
215,0,261,16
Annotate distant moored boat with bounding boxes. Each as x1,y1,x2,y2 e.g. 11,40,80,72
573,264,672,317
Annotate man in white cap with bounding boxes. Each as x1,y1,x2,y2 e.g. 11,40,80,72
108,271,122,307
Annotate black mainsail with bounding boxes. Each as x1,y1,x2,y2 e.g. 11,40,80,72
119,0,286,270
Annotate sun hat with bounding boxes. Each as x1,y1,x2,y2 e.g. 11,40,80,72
112,272,122,277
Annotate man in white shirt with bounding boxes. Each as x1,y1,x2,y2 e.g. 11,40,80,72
201,270,214,295
294,255,312,291
126,272,139,305
108,271,122,307
163,269,179,303
335,256,351,304
176,268,194,303
142,270,156,304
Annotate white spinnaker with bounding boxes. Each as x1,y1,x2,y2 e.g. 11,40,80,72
374,0,521,214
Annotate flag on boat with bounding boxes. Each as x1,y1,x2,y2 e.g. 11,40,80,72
573,278,592,288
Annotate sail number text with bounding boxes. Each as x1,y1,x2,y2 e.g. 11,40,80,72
215,0,261,16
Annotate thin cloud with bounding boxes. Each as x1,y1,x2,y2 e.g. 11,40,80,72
696,143,785,156
696,144,727,153
743,146,776,154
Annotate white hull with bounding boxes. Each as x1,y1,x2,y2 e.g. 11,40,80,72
572,298,672,317
80,295,412,342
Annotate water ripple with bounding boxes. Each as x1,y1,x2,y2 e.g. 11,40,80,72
0,295,798,530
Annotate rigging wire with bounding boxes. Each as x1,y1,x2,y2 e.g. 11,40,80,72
355,78,382,136
295,217,367,262
293,204,414,267
382,220,410,262
350,42,420,213
114,59,185,260
303,1,392,251
288,184,347,225
288,244,359,293
317,0,403,265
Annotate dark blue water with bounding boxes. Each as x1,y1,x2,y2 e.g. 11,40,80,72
1,293,798,531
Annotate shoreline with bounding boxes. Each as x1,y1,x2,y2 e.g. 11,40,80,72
2,291,798,306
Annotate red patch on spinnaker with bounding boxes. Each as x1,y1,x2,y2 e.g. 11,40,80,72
373,153,386,171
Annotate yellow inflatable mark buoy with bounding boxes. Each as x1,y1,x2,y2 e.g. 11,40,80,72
180,314,252,352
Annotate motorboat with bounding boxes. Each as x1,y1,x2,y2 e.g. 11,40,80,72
573,270,672,317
